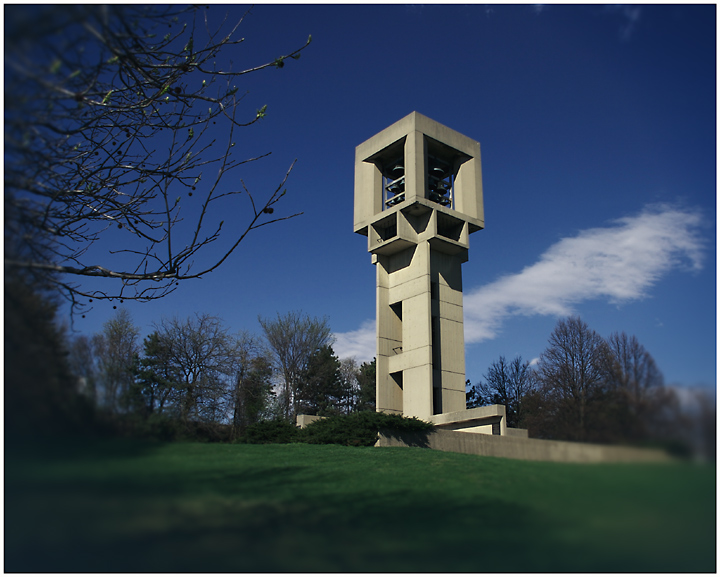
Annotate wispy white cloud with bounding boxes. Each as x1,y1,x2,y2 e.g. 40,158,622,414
464,204,704,342
619,6,642,40
604,5,642,41
333,319,376,362
334,204,704,358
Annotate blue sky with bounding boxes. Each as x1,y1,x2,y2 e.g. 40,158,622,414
69,4,716,392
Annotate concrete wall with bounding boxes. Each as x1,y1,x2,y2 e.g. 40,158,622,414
376,429,673,464
296,414,324,428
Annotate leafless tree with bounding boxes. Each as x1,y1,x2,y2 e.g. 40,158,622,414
338,357,361,414
66,333,101,405
5,5,310,314
258,311,333,421
603,331,665,438
92,308,140,412
153,313,240,424
468,355,534,428
533,317,611,441
605,332,663,403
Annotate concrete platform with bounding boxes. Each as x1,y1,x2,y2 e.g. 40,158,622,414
430,404,508,435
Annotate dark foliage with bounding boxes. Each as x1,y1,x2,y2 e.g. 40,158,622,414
102,412,232,443
356,358,377,412
296,344,343,416
241,419,304,444
239,412,434,447
303,411,434,447
5,276,98,447
232,355,274,437
131,332,177,418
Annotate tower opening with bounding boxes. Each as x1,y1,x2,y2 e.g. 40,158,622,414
390,370,404,393
433,383,443,415
431,315,442,415
427,154,453,208
364,136,407,211
383,161,405,208
389,301,403,354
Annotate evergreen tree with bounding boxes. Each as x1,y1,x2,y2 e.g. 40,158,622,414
132,332,180,418
232,352,274,436
296,345,343,416
356,358,377,412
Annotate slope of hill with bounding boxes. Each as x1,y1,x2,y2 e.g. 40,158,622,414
5,441,715,572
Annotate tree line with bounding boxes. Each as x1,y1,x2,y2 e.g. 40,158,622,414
5,273,377,445
5,276,712,459
467,316,715,458
64,308,376,441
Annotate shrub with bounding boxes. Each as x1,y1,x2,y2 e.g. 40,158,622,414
98,414,233,443
238,412,434,446
634,438,694,460
304,411,434,447
117,413,185,442
241,419,304,444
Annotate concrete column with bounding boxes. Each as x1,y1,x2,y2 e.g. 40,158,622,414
375,255,402,414
404,130,427,205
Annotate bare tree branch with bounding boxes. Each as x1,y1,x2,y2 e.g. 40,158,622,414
5,5,311,315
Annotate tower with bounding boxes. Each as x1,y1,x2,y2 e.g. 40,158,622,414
354,112,484,420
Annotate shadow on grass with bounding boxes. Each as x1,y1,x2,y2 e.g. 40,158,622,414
6,477,537,572
5,441,716,573
6,434,163,463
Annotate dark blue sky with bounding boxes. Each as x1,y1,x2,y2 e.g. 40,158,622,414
72,4,716,391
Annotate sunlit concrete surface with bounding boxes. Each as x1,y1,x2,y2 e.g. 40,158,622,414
430,404,508,436
354,112,483,421
296,414,323,428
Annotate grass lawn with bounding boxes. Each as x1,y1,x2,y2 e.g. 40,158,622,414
5,439,716,572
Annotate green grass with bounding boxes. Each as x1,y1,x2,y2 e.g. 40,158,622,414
5,439,716,572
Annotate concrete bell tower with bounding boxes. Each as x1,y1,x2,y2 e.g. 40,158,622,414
353,112,484,421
